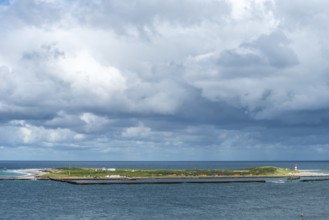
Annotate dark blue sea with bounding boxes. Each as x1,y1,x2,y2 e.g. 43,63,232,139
1,161,329,219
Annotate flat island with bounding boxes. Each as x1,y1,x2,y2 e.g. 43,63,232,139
41,166,298,179
5,166,329,185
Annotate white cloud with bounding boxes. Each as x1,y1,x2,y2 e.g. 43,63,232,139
20,127,34,143
122,122,151,137
55,52,127,98
80,112,110,132
17,122,85,145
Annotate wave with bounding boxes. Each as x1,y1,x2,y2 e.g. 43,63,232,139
0,169,32,177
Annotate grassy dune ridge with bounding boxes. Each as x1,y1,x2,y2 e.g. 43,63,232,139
42,166,298,179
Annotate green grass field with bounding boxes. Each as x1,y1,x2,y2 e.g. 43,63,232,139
42,166,298,179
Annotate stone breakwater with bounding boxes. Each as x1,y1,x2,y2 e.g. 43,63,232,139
48,178,267,185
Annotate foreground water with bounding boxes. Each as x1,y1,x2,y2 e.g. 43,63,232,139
1,161,329,219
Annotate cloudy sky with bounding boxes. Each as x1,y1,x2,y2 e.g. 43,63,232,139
1,0,329,160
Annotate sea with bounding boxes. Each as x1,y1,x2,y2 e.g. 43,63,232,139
1,161,329,220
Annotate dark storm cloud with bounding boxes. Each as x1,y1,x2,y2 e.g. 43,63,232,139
219,31,298,69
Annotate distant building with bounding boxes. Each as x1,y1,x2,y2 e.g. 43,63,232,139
102,168,116,171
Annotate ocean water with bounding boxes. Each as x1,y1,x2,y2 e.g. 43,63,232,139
1,161,329,219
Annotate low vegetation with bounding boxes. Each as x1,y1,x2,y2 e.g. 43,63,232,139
42,166,298,179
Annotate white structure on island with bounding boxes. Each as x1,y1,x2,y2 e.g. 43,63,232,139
101,168,116,171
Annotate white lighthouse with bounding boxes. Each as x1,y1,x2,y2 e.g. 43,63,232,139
294,164,298,171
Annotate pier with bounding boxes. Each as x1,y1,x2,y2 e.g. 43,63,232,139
300,178,329,182
49,178,266,185
0,177,266,184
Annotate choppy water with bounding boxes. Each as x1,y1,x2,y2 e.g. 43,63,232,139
1,161,329,219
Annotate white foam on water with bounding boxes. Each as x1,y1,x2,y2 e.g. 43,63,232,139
0,169,23,177
0,169,38,177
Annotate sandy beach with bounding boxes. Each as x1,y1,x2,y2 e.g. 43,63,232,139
292,170,329,177
14,169,50,179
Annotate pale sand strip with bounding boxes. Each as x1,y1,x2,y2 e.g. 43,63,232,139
291,170,329,177
14,169,50,179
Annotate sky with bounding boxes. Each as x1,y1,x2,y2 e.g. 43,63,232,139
0,0,329,161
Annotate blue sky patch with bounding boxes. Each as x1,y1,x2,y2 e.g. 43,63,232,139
0,0,10,5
